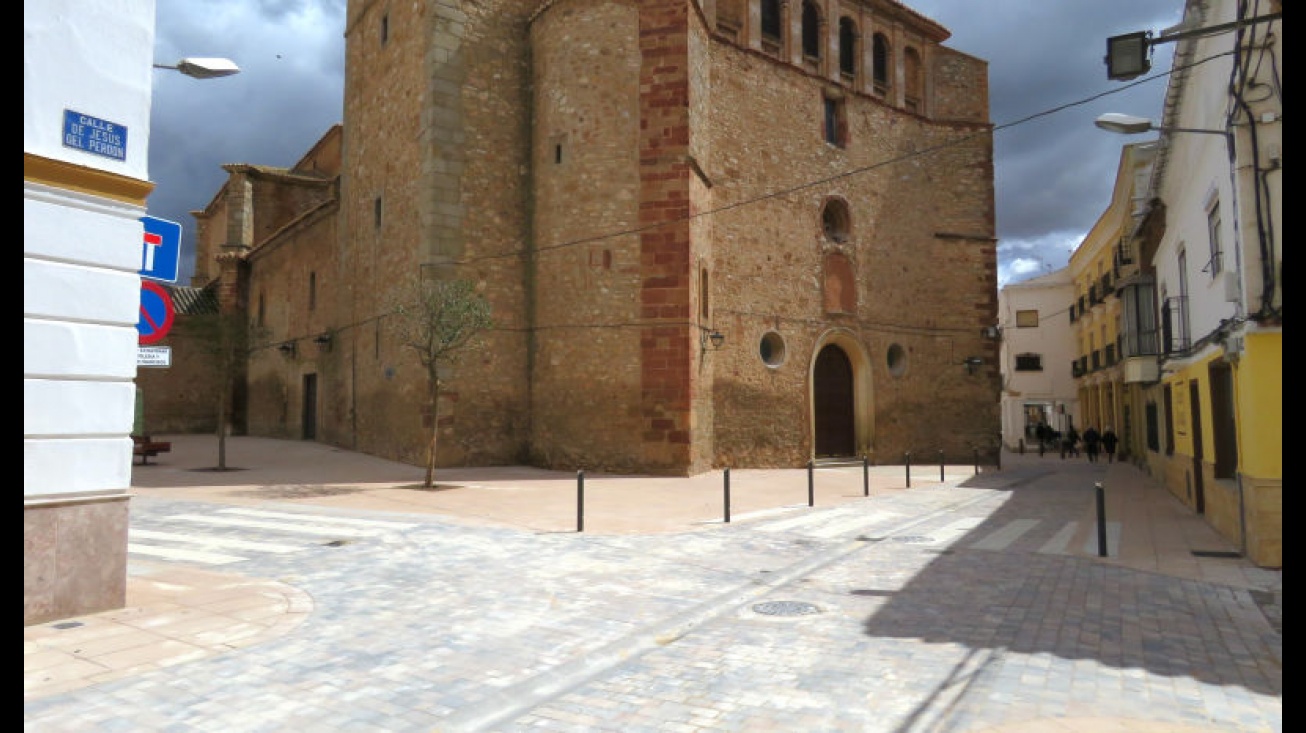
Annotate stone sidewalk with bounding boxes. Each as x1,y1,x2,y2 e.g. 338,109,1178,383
25,436,1281,731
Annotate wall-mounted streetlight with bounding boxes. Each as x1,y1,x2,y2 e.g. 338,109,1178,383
700,329,725,353
1094,113,1230,139
963,356,984,376
153,57,241,79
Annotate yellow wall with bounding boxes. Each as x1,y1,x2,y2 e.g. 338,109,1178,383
1238,332,1282,478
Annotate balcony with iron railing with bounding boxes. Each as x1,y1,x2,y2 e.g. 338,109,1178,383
1161,296,1191,355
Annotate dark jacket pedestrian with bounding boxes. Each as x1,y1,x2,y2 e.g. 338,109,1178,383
1061,426,1079,458
1101,427,1119,463
1082,426,1101,462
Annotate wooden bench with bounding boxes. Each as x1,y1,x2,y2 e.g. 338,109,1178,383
132,435,172,465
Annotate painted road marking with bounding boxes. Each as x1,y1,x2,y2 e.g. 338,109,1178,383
969,519,1041,551
127,543,245,565
130,528,303,554
217,508,419,529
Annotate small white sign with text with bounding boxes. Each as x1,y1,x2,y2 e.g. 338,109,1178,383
138,346,172,368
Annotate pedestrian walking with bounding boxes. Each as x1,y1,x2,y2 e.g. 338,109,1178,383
1061,425,1079,459
1102,426,1119,463
1082,425,1101,462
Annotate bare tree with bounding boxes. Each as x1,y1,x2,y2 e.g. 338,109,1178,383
186,310,258,470
388,278,493,487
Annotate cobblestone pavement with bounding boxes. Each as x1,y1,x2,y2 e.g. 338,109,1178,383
25,447,1281,732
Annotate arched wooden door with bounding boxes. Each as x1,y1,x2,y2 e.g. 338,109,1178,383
814,344,855,457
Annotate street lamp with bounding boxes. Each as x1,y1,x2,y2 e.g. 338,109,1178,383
153,57,240,79
1103,11,1281,81
1094,113,1230,139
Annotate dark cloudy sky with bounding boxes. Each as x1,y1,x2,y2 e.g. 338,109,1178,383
149,0,1182,288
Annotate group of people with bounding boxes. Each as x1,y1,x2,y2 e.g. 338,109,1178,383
1036,422,1119,462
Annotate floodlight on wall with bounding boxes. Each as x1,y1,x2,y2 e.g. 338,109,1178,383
313,332,333,351
278,341,296,357
1105,31,1152,81
982,325,1001,341
963,356,984,375
1104,12,1280,81
153,57,241,79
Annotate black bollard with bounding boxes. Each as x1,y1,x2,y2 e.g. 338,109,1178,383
807,459,815,507
863,456,869,497
939,450,945,482
905,452,911,488
1095,481,1108,557
1019,438,1025,455
577,470,584,533
723,467,731,524
973,447,979,475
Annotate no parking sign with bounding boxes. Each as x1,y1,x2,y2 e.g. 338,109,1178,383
137,280,175,345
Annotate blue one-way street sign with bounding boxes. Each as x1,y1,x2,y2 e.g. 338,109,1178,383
140,216,182,284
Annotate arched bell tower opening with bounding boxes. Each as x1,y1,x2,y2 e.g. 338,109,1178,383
809,331,874,459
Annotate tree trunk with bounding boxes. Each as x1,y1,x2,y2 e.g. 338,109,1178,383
217,383,229,470
424,379,439,487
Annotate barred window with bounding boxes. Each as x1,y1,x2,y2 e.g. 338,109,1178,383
1014,353,1043,372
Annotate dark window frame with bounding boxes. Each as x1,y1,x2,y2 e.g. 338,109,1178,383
1014,353,1043,372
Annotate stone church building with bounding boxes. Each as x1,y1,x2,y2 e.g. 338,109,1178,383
138,0,1001,476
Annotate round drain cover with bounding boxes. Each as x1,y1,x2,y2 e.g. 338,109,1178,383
891,536,934,544
751,600,821,617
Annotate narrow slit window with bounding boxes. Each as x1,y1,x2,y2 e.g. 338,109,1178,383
823,97,847,148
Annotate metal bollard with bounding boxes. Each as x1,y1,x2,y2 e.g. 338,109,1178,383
723,467,731,524
973,447,979,475
939,450,945,482
1095,481,1108,557
577,470,584,533
863,456,869,497
1019,438,1025,454
807,459,815,507
905,452,911,488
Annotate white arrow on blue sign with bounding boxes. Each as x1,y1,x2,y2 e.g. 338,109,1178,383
140,216,182,284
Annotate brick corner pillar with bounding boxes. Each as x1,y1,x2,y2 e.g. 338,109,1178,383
638,0,694,472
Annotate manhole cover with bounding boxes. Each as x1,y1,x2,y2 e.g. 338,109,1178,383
751,601,821,617
891,535,934,544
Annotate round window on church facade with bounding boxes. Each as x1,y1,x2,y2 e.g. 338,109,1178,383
759,331,787,368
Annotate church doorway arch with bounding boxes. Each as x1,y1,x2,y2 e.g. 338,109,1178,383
809,331,874,460
814,344,855,456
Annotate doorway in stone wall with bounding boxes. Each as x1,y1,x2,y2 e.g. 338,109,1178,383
302,373,317,440
814,344,855,457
